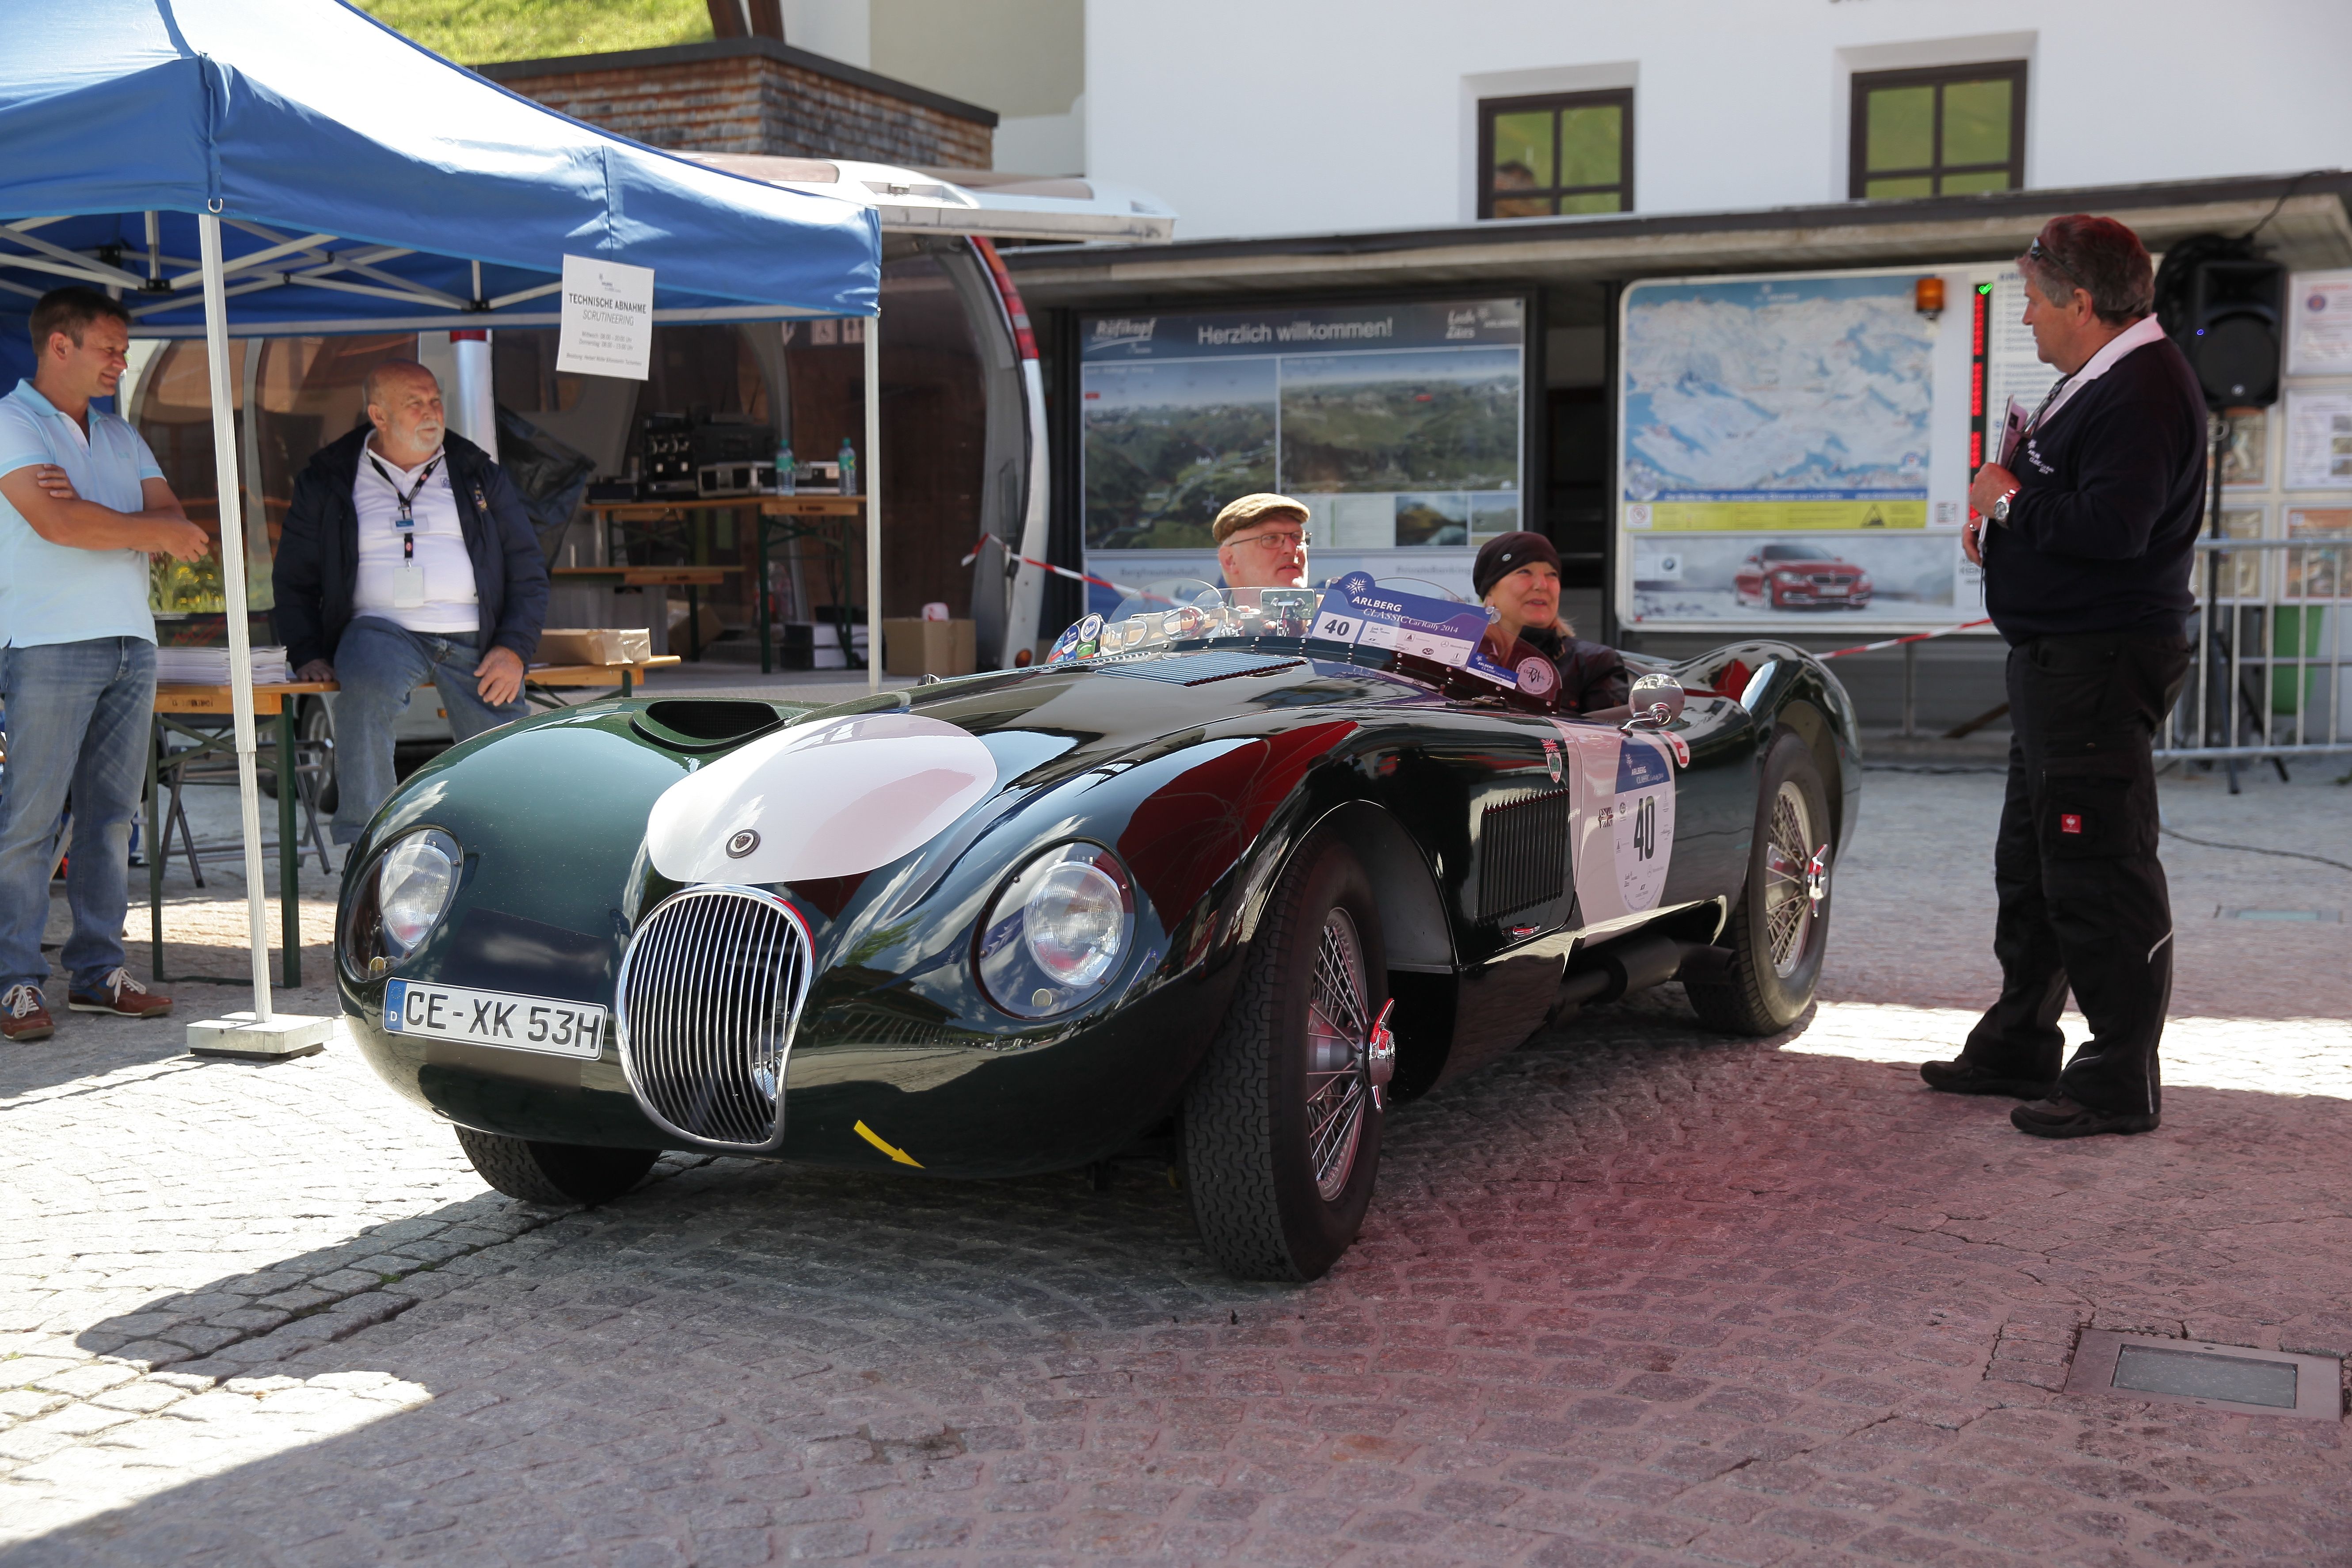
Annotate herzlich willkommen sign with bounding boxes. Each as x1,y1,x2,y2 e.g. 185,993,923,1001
556,255,654,379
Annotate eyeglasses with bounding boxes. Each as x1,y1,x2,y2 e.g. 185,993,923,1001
2025,236,2086,295
1228,529,1307,552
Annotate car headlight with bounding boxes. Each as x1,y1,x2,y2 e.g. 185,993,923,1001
341,828,463,978
380,830,461,953
976,842,1136,1020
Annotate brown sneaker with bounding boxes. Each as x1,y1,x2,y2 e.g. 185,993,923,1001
1,983,54,1042
67,968,174,1020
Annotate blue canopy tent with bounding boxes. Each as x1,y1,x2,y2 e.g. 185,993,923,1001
0,0,883,1032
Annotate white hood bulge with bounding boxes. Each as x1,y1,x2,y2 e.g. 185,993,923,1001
646,713,999,885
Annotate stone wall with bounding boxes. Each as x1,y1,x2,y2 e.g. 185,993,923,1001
482,39,995,168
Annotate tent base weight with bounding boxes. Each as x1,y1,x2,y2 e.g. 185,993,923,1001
188,1012,337,1061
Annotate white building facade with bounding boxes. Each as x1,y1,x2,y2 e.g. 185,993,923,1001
1080,0,2352,239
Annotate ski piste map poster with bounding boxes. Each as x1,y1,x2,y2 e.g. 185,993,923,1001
1617,264,2024,633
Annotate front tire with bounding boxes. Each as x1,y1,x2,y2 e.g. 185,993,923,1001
1181,830,1386,1281
455,1127,659,1206
1685,731,1833,1035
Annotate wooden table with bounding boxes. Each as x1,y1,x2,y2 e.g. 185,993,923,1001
148,681,334,990
145,660,680,989
581,495,864,673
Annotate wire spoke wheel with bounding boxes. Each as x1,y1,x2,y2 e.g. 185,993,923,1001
1683,732,1833,1038
1181,827,1387,1281
1762,780,1814,977
1305,909,1369,1202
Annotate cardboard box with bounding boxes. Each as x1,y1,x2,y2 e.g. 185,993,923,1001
883,618,977,677
537,627,653,666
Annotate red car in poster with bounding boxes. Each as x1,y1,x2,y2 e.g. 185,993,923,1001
1734,543,1873,610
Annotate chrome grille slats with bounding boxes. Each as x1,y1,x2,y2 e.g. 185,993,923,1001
617,884,814,1151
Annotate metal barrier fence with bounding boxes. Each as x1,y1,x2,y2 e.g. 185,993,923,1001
2160,535,2352,765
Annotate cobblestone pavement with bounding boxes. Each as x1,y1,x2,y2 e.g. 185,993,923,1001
3,766,2349,1567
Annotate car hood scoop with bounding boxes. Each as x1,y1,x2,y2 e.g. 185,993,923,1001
645,712,998,886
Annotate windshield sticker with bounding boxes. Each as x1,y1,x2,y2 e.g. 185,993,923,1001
1313,574,1496,669
1463,644,1519,688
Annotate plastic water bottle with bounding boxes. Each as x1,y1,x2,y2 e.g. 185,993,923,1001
837,437,857,497
774,440,795,495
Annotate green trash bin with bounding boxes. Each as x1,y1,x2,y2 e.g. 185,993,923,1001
2270,604,2326,716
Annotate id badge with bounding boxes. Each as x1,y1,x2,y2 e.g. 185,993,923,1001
392,561,427,608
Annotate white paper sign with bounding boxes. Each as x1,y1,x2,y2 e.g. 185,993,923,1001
2284,390,2352,491
2288,270,2352,377
556,254,655,380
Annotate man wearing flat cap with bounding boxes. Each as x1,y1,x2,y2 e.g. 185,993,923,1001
1474,531,1629,715
1211,493,1310,592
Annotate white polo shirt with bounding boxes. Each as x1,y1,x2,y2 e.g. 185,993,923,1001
0,379,164,648
351,439,479,635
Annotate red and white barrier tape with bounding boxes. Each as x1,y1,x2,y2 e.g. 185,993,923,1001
959,533,1176,605
1818,618,1993,659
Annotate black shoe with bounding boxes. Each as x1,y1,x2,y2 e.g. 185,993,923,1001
1919,1058,2057,1099
2011,1096,2158,1139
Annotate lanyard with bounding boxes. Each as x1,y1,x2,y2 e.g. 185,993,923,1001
2023,374,2072,439
369,452,440,563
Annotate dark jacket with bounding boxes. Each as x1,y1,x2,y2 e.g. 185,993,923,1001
1521,622,1631,714
272,427,549,670
1986,333,2205,642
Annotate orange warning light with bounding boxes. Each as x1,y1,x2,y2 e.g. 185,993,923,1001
1915,277,1946,317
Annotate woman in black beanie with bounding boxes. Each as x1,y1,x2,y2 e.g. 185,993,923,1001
1472,531,1630,716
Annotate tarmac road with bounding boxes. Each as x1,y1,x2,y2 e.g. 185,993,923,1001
2,762,2348,1567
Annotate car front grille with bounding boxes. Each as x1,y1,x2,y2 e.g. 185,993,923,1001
616,885,814,1150
1477,789,1572,920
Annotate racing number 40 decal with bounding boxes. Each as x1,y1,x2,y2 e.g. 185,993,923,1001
1556,722,1680,926
1610,734,1677,913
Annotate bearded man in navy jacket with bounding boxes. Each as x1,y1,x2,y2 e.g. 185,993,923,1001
1919,215,2202,1139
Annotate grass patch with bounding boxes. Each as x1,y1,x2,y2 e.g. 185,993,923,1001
357,0,713,66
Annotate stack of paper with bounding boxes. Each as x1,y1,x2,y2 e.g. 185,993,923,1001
155,644,294,686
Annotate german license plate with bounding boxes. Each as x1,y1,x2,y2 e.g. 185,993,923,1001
1819,584,1850,595
381,980,606,1058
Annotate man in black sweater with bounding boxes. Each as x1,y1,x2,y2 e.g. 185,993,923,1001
1920,215,2202,1138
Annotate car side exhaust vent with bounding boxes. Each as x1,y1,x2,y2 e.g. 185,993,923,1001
1477,790,1571,920
616,885,813,1151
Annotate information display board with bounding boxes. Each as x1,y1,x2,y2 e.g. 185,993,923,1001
1618,264,2049,633
1080,297,1526,608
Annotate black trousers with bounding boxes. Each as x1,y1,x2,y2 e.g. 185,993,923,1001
1961,630,2191,1115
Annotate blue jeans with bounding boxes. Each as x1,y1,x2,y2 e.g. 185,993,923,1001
331,618,525,844
0,638,156,996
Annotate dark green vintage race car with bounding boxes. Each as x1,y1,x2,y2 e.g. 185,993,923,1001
338,583,1858,1280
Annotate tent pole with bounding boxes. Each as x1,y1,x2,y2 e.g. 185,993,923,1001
864,310,881,695
198,215,274,1023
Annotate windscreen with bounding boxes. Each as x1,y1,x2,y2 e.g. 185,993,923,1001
1045,576,1491,672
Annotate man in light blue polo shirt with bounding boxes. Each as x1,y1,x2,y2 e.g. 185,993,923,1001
0,286,211,1043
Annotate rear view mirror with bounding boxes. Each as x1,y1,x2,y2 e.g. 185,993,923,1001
1624,673,1686,729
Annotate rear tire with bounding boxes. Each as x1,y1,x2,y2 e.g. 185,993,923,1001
1685,731,1833,1036
1181,830,1386,1282
454,1127,659,1206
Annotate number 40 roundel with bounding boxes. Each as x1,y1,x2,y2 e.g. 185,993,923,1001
1610,734,1677,913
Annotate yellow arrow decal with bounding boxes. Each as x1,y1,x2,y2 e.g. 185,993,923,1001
853,1119,923,1167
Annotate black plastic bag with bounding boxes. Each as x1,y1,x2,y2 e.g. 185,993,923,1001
495,404,597,561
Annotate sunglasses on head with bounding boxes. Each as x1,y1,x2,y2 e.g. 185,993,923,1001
2025,236,2086,294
